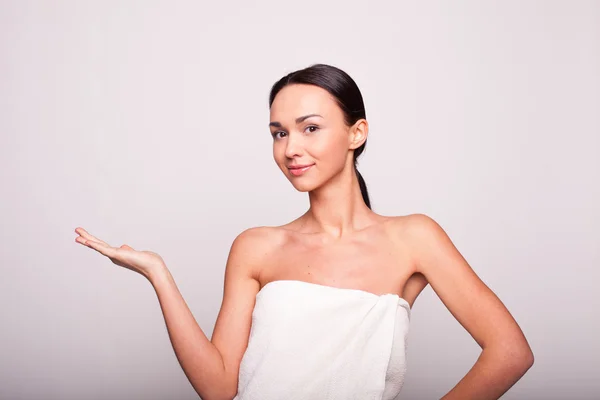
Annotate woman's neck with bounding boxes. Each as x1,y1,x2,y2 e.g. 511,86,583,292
303,168,374,238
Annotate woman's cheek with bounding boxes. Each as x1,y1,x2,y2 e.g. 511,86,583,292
311,133,339,157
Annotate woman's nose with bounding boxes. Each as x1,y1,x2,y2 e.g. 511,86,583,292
284,133,303,158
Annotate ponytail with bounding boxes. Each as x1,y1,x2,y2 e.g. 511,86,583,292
355,167,371,210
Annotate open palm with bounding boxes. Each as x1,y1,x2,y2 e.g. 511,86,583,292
75,227,165,279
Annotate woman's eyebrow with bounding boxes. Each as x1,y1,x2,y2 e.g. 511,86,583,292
269,113,324,128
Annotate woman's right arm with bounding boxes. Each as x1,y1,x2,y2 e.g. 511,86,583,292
148,228,264,400
76,227,266,400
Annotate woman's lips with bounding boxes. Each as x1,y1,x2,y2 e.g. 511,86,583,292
288,164,314,176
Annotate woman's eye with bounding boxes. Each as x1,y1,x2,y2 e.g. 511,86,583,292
306,125,319,133
272,131,287,139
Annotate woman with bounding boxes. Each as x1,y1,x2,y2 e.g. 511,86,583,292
75,63,534,400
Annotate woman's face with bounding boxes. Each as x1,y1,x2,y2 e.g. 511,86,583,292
269,84,365,192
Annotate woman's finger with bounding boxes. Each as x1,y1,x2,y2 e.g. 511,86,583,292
75,236,104,247
75,227,110,246
85,240,118,258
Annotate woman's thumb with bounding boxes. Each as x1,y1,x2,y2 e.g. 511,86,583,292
121,244,134,250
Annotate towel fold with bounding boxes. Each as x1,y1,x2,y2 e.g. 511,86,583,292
233,280,411,400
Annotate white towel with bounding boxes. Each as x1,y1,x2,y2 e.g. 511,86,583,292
233,279,411,400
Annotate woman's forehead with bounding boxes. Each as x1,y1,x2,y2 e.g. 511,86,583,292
270,84,339,121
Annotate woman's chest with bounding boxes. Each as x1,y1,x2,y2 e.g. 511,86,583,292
258,232,415,296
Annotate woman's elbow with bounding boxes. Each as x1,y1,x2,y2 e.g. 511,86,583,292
489,339,534,374
520,348,534,371
504,344,534,375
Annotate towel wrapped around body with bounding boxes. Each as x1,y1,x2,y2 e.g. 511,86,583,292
233,279,411,400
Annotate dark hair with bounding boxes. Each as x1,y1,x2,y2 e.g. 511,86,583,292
268,63,371,209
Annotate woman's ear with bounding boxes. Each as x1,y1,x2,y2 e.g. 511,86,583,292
349,119,368,150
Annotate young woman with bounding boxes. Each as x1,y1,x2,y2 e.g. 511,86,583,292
75,63,534,400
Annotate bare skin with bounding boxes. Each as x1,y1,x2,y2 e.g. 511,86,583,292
75,83,533,400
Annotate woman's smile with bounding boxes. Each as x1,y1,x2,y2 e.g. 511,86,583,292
288,163,314,176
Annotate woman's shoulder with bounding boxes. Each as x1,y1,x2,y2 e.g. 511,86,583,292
398,213,446,235
225,226,289,279
381,212,440,231
230,225,292,253
381,213,447,246
232,225,285,244
383,213,456,268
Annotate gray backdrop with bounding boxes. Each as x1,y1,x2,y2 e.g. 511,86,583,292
1,1,598,399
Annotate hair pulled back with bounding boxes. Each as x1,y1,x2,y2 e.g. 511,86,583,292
268,63,371,209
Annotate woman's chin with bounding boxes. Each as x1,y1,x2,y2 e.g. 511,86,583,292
289,181,317,193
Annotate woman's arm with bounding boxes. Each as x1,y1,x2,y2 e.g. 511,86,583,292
149,228,265,400
149,267,233,400
404,214,534,399
76,227,263,400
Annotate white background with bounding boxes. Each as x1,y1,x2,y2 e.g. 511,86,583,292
1,1,598,399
